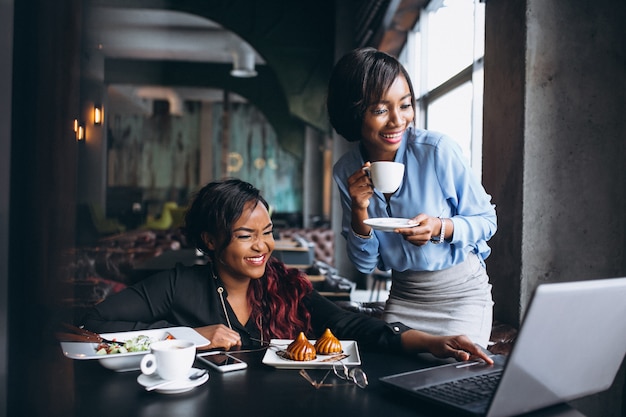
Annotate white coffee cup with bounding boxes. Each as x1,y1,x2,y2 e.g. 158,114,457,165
366,161,405,193
140,339,195,381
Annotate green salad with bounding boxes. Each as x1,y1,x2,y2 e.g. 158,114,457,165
95,334,153,355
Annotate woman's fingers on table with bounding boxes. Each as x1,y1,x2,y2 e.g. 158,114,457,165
195,324,242,350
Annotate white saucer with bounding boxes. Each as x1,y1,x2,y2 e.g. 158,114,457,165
137,368,209,394
364,218,419,232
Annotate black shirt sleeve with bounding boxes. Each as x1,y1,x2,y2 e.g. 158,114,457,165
306,291,410,352
81,264,219,333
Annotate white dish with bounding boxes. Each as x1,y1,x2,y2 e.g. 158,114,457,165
60,327,210,372
262,339,361,369
364,218,419,232
137,367,209,394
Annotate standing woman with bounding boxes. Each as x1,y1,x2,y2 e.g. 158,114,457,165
82,179,491,362
329,48,497,347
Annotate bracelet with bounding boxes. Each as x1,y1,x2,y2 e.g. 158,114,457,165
352,229,373,239
431,217,446,244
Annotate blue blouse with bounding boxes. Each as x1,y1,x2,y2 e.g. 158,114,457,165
333,127,497,273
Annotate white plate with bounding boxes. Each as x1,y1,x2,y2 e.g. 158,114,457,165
364,218,419,232
60,327,210,372
262,339,361,369
137,367,209,394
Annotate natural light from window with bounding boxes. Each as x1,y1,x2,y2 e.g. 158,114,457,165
427,81,473,159
426,0,475,90
401,0,485,177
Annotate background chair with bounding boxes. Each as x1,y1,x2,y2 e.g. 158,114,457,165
87,203,126,236
169,206,188,230
369,268,391,302
140,201,177,230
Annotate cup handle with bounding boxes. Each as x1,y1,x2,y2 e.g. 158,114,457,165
140,353,157,375
361,166,372,182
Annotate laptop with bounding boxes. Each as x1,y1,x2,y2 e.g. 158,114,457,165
380,277,626,417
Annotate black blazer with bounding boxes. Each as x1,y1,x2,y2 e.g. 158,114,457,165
82,263,409,352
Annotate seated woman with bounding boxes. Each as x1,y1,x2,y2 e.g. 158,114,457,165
82,179,491,363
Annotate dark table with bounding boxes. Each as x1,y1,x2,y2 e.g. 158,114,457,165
71,348,583,417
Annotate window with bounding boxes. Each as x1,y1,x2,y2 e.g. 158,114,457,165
400,0,485,177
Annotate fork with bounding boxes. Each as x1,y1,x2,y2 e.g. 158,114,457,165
56,323,125,345
249,338,288,350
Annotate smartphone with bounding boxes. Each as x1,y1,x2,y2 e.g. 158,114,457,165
197,351,247,373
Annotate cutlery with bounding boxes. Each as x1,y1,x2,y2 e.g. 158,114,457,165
56,323,125,345
145,369,207,391
249,338,288,350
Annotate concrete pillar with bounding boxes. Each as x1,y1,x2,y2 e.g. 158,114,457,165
483,1,626,415
484,0,626,324
482,0,527,326
522,0,626,307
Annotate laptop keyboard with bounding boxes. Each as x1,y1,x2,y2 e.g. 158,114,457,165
415,370,503,406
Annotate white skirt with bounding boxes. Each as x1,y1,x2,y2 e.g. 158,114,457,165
382,252,493,347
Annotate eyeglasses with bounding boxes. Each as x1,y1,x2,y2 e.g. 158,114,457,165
299,361,368,389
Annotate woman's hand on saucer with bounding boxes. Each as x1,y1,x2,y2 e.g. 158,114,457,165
194,324,241,350
396,214,436,246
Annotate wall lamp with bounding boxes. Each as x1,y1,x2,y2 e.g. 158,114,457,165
94,105,103,125
230,47,257,78
74,119,85,141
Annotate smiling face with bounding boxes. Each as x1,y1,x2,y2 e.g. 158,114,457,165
361,75,415,161
207,201,275,283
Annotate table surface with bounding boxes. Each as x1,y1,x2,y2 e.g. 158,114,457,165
70,347,582,417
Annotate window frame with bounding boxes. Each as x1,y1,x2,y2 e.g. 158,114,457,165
400,0,485,177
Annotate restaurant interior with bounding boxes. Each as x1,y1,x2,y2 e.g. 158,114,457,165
1,0,625,416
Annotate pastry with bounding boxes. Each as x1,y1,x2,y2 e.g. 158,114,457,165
285,332,316,361
314,328,342,355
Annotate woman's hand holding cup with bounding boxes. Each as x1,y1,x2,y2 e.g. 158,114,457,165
364,161,405,193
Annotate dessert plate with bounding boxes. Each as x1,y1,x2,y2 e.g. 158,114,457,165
363,218,419,232
60,327,210,372
137,367,209,394
262,339,361,369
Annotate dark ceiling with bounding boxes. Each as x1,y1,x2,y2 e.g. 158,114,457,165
87,0,427,156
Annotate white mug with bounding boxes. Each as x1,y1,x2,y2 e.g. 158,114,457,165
140,339,195,381
366,161,405,193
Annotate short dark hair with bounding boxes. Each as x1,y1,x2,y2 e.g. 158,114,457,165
326,47,416,142
183,178,269,258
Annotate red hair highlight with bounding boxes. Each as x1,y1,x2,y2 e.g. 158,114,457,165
248,257,313,340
